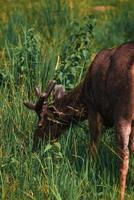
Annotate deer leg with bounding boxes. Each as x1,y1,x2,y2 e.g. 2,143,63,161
115,119,131,200
129,125,134,153
88,111,102,156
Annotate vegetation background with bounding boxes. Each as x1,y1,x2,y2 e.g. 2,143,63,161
0,0,134,199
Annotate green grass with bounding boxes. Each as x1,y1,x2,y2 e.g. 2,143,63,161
0,0,134,199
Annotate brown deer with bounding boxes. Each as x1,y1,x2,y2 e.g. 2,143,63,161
24,41,134,200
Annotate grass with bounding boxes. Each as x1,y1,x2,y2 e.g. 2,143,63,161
0,0,134,199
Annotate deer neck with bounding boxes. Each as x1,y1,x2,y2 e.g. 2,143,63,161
53,83,87,122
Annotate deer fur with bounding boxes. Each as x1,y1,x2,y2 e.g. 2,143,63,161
24,41,134,200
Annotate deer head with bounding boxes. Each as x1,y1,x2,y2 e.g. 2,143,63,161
24,80,66,150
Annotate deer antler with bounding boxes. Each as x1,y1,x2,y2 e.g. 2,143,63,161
23,101,36,110
24,80,56,111
42,80,56,99
35,87,41,97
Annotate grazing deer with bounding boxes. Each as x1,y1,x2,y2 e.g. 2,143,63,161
24,41,134,200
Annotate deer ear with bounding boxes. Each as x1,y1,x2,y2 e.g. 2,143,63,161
53,84,66,100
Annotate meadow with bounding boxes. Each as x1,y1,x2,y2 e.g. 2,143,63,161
0,0,134,199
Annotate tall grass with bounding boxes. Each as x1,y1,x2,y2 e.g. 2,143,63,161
93,0,134,49
0,0,134,200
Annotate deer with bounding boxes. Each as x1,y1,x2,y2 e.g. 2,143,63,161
24,41,134,200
